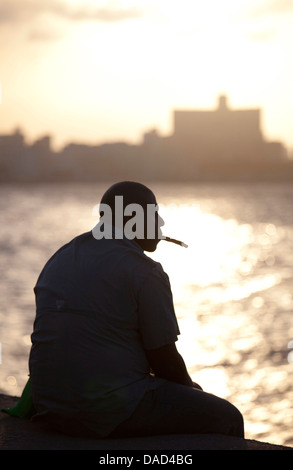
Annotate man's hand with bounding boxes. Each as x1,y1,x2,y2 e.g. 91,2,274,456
145,342,202,389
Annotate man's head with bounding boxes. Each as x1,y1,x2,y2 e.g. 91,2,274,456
99,181,164,252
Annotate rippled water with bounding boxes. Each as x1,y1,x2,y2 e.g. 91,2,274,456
1,182,293,446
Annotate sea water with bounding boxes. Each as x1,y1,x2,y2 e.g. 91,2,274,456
0,181,293,446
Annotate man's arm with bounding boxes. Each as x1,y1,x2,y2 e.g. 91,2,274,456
145,342,202,390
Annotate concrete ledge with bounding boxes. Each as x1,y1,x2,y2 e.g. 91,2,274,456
1,394,292,451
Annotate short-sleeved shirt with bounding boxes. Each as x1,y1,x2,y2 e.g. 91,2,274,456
29,231,180,437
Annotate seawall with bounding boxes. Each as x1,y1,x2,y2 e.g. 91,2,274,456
1,394,292,451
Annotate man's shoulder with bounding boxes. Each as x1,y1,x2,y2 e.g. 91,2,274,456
103,237,165,282
42,232,92,264
124,240,161,269
127,246,169,287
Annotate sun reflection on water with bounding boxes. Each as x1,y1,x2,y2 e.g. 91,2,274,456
150,196,293,445
153,201,282,298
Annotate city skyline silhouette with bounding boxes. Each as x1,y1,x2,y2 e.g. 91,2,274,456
0,95,291,183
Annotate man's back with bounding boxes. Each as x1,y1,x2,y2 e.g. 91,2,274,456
28,181,244,440
29,231,178,437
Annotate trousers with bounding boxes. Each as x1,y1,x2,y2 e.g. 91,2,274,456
109,381,244,439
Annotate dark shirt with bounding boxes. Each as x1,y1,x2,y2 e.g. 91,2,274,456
29,231,180,436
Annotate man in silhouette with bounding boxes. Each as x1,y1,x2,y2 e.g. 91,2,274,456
29,181,244,439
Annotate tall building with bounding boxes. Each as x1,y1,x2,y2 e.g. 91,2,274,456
168,95,286,178
173,95,262,158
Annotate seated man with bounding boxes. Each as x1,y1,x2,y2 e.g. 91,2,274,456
29,181,244,439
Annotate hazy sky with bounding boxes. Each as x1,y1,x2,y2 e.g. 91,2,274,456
0,0,292,150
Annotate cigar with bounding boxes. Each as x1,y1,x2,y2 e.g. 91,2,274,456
163,236,188,248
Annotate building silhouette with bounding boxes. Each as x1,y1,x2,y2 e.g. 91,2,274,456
142,95,288,180
173,95,264,162
0,95,291,182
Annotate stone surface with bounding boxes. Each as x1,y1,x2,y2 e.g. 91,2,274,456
1,394,292,451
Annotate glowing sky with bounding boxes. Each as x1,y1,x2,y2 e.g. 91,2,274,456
0,0,292,150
